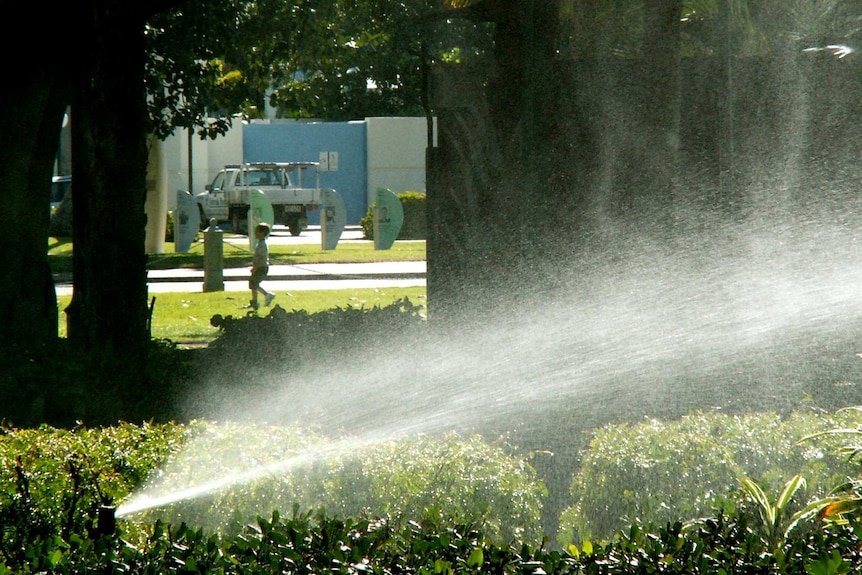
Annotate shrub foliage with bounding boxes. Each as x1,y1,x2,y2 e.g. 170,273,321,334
206,297,425,378
559,410,862,545
360,191,426,240
130,425,546,544
0,420,546,571
4,411,862,572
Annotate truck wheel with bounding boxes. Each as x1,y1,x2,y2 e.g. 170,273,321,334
231,208,249,235
198,205,209,230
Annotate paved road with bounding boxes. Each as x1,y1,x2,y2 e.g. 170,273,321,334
54,226,426,296
230,224,367,246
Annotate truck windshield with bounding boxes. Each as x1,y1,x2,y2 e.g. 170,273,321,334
239,169,288,187
210,172,226,191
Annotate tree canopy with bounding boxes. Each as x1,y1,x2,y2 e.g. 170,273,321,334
262,0,437,120
145,0,489,125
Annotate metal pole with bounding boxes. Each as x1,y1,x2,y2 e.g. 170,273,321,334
187,128,193,194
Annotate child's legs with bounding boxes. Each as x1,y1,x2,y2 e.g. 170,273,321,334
249,277,262,303
258,276,273,297
250,267,270,299
250,282,272,303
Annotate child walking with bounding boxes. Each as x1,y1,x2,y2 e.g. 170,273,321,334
249,222,276,310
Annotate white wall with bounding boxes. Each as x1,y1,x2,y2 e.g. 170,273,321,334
145,138,168,253
161,117,431,213
365,117,429,204
206,124,244,178
163,123,244,210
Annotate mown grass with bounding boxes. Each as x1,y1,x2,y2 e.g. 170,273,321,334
56,288,427,344
48,236,426,274
50,235,427,345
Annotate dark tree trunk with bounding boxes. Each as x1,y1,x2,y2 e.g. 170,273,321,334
0,36,69,357
635,0,683,218
66,5,151,411
426,0,564,317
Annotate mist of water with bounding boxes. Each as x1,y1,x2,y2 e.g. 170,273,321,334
116,194,862,521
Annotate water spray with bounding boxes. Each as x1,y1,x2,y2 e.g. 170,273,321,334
115,436,383,518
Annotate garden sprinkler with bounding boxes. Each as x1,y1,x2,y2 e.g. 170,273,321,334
96,505,116,538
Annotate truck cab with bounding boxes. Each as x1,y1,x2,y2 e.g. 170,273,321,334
197,170,230,223
196,162,321,235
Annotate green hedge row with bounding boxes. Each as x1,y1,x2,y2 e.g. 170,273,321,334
360,191,426,240
128,424,546,544
4,409,862,571
559,409,862,545
6,496,862,573
0,420,545,570
207,297,426,374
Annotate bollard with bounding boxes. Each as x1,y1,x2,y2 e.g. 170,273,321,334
203,218,224,292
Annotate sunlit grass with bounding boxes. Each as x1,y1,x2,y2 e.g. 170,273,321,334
56,287,426,345
50,234,427,345
48,237,426,274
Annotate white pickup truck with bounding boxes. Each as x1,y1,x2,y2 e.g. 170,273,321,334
196,162,321,235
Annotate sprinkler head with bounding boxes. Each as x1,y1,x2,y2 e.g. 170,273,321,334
96,505,116,538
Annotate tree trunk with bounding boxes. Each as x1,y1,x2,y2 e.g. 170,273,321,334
0,48,68,358
426,0,564,317
637,0,683,217
66,5,151,411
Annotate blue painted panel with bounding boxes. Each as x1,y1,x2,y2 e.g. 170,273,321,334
243,122,368,225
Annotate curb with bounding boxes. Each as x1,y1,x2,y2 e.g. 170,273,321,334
53,264,426,286
144,272,427,283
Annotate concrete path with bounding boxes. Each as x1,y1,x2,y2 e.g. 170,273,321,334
54,226,426,296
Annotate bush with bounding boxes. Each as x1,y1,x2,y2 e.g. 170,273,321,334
0,421,191,561
165,209,174,242
48,189,73,238
584,514,862,574
558,410,862,545
207,297,426,374
0,420,546,570
130,425,546,544
4,419,862,572
7,488,862,573
360,191,426,240
397,191,426,239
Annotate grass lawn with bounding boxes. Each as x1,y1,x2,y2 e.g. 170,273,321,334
56,288,426,345
51,236,426,345
48,237,426,274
